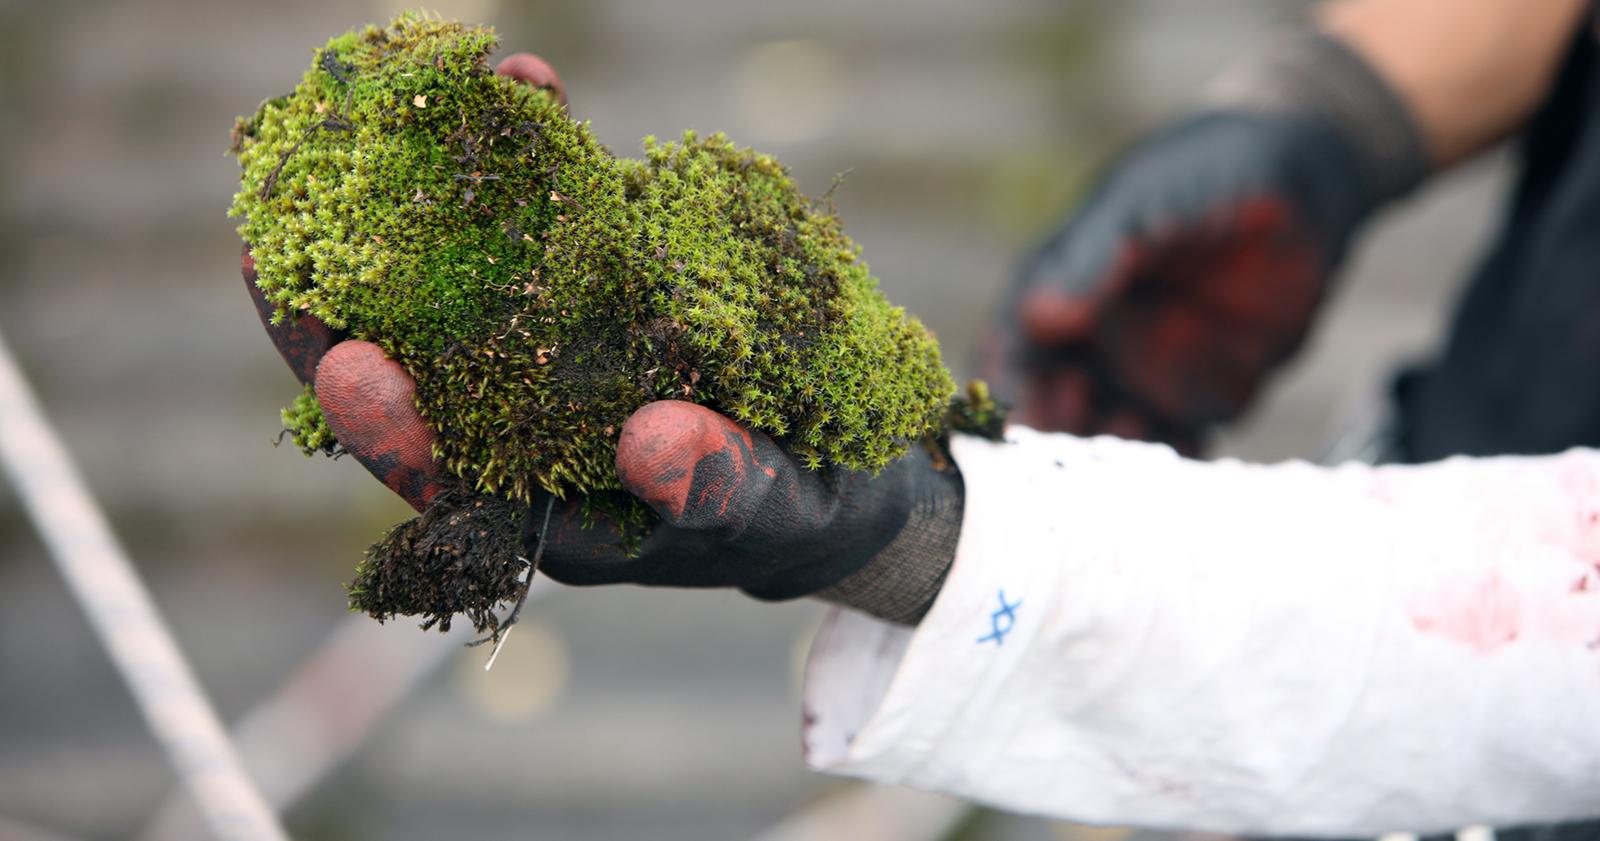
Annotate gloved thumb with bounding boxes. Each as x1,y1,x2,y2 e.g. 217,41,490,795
615,401,780,534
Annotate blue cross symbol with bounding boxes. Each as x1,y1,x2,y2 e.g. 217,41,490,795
976,589,1021,646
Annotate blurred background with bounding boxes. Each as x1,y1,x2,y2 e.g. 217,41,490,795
0,0,1510,838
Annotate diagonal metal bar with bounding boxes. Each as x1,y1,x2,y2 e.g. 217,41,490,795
0,329,288,841
133,614,460,840
134,589,545,841
0,814,87,841
747,784,970,841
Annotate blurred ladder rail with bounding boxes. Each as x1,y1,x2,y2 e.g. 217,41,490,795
0,814,87,841
134,608,516,840
129,576,973,841
748,785,969,841
0,328,288,841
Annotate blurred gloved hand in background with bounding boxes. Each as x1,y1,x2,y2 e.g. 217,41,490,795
987,32,1429,451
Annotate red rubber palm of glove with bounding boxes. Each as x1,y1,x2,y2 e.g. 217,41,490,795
989,113,1361,451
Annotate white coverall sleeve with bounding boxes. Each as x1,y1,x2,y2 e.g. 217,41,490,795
801,428,1600,837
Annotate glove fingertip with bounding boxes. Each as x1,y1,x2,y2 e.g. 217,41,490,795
315,341,444,511
617,401,776,530
615,401,709,521
1018,287,1097,344
495,52,567,105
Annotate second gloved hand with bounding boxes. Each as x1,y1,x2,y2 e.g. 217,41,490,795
989,32,1428,450
999,112,1363,448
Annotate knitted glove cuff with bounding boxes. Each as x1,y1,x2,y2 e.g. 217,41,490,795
813,453,962,626
1205,28,1431,205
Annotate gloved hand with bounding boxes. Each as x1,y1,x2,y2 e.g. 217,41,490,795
988,31,1427,451
242,54,961,625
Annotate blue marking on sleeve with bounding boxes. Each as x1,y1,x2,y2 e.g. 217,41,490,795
977,589,1021,646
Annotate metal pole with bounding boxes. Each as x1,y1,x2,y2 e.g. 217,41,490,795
0,329,289,841
0,814,86,841
135,609,510,840
747,784,969,841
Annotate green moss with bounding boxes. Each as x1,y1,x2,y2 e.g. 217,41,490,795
282,384,337,455
349,486,526,634
232,14,1014,633
944,380,1006,441
232,12,955,505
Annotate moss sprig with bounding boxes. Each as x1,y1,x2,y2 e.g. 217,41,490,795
281,384,338,456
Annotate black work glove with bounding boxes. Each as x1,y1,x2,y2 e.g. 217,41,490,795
986,31,1428,450
242,54,961,626
289,339,960,625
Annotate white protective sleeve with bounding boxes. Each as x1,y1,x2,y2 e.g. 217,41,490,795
801,428,1600,837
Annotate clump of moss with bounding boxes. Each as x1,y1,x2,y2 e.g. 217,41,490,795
945,380,1006,440
231,13,1000,633
280,384,338,455
350,486,527,634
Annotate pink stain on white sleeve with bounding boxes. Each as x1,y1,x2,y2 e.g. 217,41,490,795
1410,567,1600,656
1410,572,1523,654
1558,459,1600,567
1407,453,1600,658
1366,474,1399,506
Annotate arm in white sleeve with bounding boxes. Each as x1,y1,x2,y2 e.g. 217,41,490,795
801,427,1600,836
